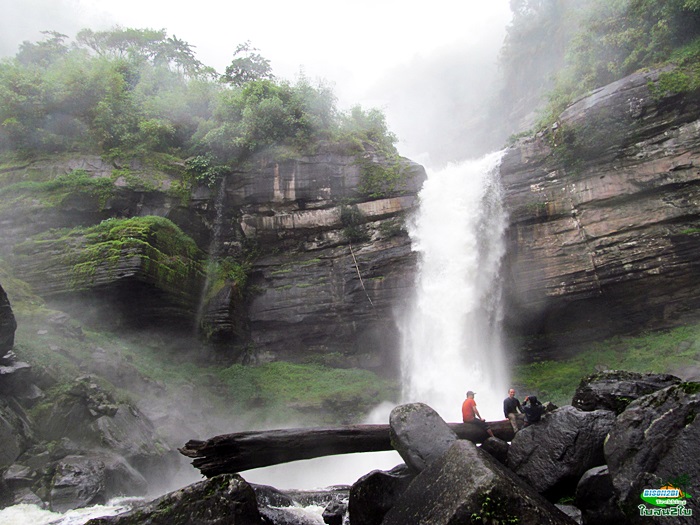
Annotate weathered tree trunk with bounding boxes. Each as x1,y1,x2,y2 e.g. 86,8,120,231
180,420,515,477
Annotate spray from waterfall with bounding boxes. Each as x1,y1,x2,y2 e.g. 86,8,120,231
400,150,509,421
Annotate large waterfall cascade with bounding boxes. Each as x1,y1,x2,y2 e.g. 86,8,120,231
400,150,509,422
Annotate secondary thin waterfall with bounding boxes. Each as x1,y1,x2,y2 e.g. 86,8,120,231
400,150,509,422
195,176,228,332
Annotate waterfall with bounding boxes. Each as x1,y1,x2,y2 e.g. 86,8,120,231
195,176,227,332
400,150,509,422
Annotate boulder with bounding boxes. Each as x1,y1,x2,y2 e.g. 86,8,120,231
50,454,107,513
321,499,345,525
85,473,262,525
382,440,577,525
0,398,33,470
572,370,681,414
388,402,457,472
479,436,510,464
604,383,700,523
507,405,616,499
0,283,16,355
555,504,582,524
0,360,36,398
38,376,167,466
99,452,148,498
574,465,627,525
348,464,414,525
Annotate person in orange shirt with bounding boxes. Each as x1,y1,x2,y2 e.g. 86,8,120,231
462,390,494,437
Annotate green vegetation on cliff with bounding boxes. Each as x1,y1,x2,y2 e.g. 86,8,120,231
13,215,204,293
499,0,700,131
0,28,399,188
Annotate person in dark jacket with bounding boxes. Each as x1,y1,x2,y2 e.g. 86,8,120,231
522,395,544,427
503,388,523,433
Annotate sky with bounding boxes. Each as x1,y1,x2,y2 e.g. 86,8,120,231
1,0,513,164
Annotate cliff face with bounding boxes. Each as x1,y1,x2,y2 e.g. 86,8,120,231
197,151,425,373
500,66,700,359
0,147,425,372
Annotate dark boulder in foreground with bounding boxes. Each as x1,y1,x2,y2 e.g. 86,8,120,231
388,402,457,472
382,440,577,525
575,465,627,525
86,474,262,525
50,455,107,513
348,464,414,525
573,370,681,414
507,405,616,499
479,436,510,464
605,382,700,524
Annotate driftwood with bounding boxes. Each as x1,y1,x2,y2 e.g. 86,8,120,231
180,420,515,477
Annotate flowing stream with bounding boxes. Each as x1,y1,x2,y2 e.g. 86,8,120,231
400,150,509,421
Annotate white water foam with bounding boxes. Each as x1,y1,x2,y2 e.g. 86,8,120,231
0,497,144,525
399,150,509,422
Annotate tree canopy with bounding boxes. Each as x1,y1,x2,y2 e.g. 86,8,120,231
0,27,397,169
498,0,700,130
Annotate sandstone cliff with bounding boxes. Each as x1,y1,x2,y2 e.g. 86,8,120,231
500,65,700,359
0,147,425,373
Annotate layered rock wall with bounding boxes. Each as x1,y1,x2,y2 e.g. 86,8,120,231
198,151,426,370
500,67,700,358
0,147,426,370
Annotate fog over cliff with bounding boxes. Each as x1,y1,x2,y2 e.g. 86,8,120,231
1,0,513,166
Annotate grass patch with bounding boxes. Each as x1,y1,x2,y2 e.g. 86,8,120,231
513,324,700,406
218,361,398,423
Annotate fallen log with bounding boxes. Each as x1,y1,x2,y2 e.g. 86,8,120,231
180,420,515,477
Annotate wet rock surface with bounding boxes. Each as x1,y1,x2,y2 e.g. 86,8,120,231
85,473,262,525
574,465,627,525
382,440,577,525
507,405,616,499
388,402,458,472
572,370,681,414
604,382,700,524
348,464,414,525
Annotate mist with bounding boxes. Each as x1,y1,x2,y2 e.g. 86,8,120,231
0,0,527,518
368,33,508,167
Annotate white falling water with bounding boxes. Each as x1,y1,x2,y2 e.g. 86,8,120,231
400,150,509,422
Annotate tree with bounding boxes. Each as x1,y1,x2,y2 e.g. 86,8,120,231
221,42,274,86
16,30,69,67
76,27,211,78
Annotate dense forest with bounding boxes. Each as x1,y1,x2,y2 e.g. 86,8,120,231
494,0,700,141
2,0,699,167
0,27,398,180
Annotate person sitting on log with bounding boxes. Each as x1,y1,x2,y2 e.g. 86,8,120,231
503,388,523,434
462,390,494,437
